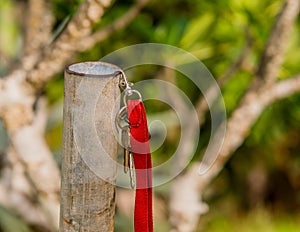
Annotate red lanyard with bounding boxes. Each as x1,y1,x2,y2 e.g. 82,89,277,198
128,100,153,232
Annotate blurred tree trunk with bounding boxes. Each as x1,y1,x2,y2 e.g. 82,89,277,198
169,0,300,231
0,0,148,230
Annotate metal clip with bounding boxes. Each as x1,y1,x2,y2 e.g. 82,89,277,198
116,70,142,107
116,70,133,91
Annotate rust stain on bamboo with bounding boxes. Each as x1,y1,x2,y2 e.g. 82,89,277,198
63,217,73,225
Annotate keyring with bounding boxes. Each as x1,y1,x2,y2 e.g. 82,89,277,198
123,89,142,107
116,106,128,131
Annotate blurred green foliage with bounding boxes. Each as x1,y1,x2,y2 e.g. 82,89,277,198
0,207,31,232
1,0,300,231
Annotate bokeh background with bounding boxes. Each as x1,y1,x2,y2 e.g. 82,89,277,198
1,0,300,231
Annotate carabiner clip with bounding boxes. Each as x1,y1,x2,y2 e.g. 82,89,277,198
116,70,133,91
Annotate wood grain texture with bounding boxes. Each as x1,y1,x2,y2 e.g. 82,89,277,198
60,62,120,231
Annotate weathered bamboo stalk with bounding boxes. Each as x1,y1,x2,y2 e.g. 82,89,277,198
60,62,120,231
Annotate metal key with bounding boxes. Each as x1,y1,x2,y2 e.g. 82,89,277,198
121,127,131,173
121,126,135,188
129,152,135,189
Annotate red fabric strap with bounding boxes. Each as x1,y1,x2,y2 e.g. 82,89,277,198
128,100,153,232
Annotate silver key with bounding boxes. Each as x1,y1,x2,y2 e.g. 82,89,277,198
121,126,135,188
121,127,130,173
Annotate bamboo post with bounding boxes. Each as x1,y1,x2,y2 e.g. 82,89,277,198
60,62,120,231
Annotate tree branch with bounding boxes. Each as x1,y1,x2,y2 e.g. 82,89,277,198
168,32,254,232
25,0,53,50
256,0,300,85
157,65,199,174
169,2,299,227
264,73,300,102
0,97,60,230
22,0,54,68
169,73,300,232
78,0,149,51
26,0,114,92
0,0,148,230
0,146,56,232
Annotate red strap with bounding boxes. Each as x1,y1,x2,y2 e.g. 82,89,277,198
128,100,153,232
